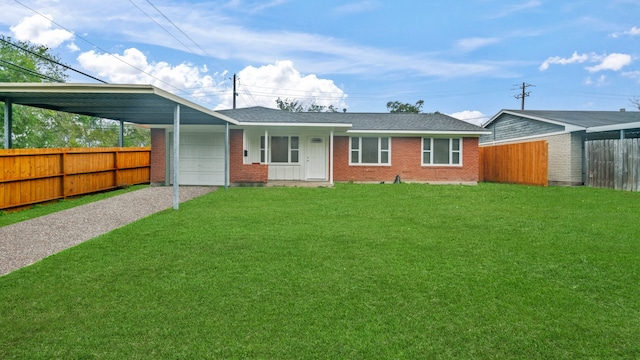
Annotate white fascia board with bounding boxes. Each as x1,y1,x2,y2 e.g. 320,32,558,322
237,122,353,128
493,110,586,132
587,122,640,133
151,86,240,125
479,130,569,145
346,130,491,136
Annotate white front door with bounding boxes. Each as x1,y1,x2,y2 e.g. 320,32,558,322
306,136,327,180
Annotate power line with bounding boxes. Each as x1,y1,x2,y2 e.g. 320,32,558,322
0,37,108,83
0,59,63,82
14,0,191,94
144,0,210,57
129,0,196,54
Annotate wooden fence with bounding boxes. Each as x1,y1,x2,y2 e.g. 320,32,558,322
479,141,548,186
585,138,640,191
0,147,151,210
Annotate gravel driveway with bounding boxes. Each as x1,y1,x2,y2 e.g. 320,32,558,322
0,186,216,276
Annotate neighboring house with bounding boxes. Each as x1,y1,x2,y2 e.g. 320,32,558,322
481,109,640,185
149,107,489,186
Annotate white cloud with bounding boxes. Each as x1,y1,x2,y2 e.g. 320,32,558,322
487,0,541,19
77,48,224,105
215,60,347,110
611,26,640,38
448,110,488,126
585,53,632,72
333,1,380,15
539,51,589,71
9,14,73,48
456,37,500,52
622,70,640,82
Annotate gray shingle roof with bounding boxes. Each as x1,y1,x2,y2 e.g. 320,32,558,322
499,110,640,128
218,106,488,133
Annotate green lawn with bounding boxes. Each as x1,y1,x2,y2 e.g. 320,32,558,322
1,183,639,359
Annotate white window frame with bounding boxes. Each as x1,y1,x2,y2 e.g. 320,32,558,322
261,135,299,164
349,137,391,166
422,137,462,166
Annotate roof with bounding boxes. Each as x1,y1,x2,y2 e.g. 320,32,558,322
486,109,640,132
0,83,237,125
218,106,489,135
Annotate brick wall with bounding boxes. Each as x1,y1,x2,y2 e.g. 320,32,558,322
150,128,166,185
230,129,268,183
546,133,583,185
333,136,479,183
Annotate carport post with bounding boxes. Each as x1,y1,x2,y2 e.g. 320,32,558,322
3,99,12,149
118,120,124,147
224,122,229,190
173,104,180,210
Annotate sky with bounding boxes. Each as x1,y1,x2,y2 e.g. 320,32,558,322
2,0,640,125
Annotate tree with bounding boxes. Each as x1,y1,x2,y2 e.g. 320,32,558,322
276,98,339,113
386,100,424,113
0,35,150,148
631,98,640,111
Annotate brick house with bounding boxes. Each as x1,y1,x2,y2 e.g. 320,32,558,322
481,109,640,185
150,107,489,186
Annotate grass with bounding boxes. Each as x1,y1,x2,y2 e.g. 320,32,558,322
1,183,639,358
0,185,148,227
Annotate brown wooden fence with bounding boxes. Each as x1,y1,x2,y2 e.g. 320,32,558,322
0,147,150,210
479,141,548,186
585,138,640,191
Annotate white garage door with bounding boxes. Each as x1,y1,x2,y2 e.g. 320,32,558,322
170,132,225,185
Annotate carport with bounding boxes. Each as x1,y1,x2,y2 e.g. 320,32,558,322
0,82,238,209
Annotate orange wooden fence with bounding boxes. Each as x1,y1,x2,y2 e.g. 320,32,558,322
479,141,548,186
0,147,150,210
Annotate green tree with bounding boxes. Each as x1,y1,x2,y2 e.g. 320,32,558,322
386,100,424,113
276,98,339,113
0,35,150,148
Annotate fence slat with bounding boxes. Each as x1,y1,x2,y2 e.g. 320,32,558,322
585,139,640,192
0,147,150,209
479,141,548,186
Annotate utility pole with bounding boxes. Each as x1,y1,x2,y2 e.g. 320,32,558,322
512,82,535,110
232,73,238,109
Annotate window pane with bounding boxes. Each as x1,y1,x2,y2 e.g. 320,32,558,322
291,150,299,163
260,136,265,162
452,138,460,151
361,137,379,163
423,138,431,151
351,138,359,150
271,136,289,163
452,152,460,164
351,150,359,163
380,137,389,150
423,152,431,164
433,138,450,164
291,136,299,149
381,152,389,164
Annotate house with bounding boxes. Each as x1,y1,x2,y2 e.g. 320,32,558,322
149,107,490,186
481,109,640,185
0,83,488,189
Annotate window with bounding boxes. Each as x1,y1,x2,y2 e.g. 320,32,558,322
261,136,299,163
350,137,390,165
422,138,461,165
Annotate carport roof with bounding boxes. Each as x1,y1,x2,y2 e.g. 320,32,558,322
0,83,238,125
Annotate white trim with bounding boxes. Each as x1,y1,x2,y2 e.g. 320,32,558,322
587,121,640,133
329,131,334,185
421,137,463,167
172,105,180,210
479,130,568,145
237,122,352,128
487,110,585,132
349,136,392,166
346,129,490,135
